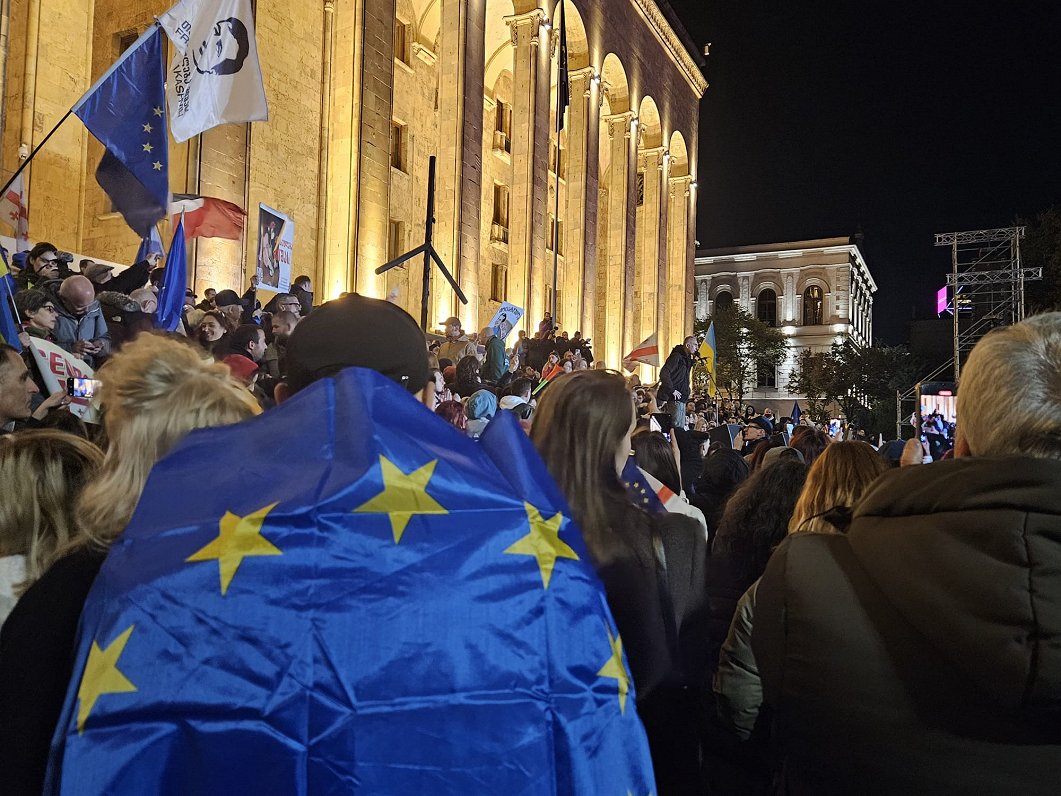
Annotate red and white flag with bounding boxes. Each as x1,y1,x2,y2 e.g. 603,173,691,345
0,173,29,249
622,333,659,371
170,193,246,240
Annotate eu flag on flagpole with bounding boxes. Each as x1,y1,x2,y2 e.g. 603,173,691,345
791,400,802,426
155,216,186,331
46,368,655,794
134,225,165,264
73,26,168,237
0,285,21,352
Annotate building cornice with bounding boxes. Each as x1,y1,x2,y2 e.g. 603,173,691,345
630,0,708,97
696,243,878,293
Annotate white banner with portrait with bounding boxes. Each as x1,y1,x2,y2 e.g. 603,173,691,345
488,302,524,342
256,204,293,293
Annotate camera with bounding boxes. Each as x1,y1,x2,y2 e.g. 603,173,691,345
56,251,74,265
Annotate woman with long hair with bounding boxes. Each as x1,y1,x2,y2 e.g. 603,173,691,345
691,448,751,538
532,370,708,794
196,310,232,356
0,334,258,794
631,430,708,537
789,440,889,535
0,431,103,621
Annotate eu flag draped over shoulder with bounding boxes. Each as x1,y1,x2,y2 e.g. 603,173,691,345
46,369,655,793
73,27,169,237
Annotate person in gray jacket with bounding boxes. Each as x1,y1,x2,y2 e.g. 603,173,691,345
49,275,111,367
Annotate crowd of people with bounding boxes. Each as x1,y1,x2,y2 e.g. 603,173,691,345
2,242,1061,794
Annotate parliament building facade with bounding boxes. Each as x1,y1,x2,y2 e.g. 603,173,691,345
0,0,706,367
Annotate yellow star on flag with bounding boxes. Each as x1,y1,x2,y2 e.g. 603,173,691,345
186,502,282,595
152,161,163,171
597,626,630,715
153,106,163,117
142,123,152,133
504,502,578,589
76,625,137,733
353,455,447,543
143,142,153,153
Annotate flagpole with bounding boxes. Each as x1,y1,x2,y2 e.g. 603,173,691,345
0,110,72,201
550,0,567,335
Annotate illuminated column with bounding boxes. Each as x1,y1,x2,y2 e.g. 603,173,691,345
601,110,633,367
695,275,709,321
564,66,595,336
435,0,485,329
668,174,692,345
505,10,549,330
635,145,664,355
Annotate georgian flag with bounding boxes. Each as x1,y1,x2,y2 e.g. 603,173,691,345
158,0,269,143
0,173,29,249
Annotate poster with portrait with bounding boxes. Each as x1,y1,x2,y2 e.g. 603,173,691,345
256,204,293,293
488,302,524,342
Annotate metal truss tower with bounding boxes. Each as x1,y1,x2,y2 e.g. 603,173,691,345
934,226,1039,381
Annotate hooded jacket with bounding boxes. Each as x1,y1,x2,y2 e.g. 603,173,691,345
752,456,1061,796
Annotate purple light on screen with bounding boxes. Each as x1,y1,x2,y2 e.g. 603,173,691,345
937,287,949,315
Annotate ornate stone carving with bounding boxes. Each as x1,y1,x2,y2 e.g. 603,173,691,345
631,0,708,96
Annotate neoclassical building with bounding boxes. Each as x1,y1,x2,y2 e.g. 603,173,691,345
0,0,705,367
694,237,877,402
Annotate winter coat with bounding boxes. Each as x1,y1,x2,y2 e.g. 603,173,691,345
481,334,507,383
438,335,477,365
48,288,111,368
753,456,1061,796
714,579,762,740
105,260,152,296
658,345,693,404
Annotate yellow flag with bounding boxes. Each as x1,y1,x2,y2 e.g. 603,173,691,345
699,323,717,398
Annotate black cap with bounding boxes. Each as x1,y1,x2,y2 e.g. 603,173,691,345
747,416,772,434
284,293,428,395
213,289,243,307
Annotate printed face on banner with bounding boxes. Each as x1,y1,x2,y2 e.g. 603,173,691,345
257,205,292,293
193,18,252,76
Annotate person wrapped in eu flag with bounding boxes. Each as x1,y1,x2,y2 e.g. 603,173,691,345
46,295,655,794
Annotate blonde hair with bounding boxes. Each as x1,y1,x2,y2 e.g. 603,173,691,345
77,334,258,549
957,312,1061,459
789,441,888,534
0,430,104,593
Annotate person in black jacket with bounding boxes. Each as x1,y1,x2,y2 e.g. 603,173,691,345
753,312,1061,795
657,336,697,428
532,369,710,795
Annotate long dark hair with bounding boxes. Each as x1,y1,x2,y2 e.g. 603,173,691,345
631,431,681,496
712,458,808,584
532,370,635,558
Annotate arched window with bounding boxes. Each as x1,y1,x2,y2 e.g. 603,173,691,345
803,286,824,326
756,288,777,327
714,291,733,311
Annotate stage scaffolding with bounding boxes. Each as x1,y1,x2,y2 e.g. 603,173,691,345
935,226,1039,381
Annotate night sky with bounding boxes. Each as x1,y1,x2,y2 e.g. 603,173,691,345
666,1,1061,342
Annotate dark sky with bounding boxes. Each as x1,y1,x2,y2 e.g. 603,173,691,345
666,0,1061,342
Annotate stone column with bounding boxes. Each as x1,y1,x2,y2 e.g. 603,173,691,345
505,10,548,332
600,110,633,367
352,0,397,299
435,0,485,330
621,121,639,357
634,145,664,353
579,72,602,338
783,271,796,324
695,276,710,321
668,175,692,346
564,66,593,336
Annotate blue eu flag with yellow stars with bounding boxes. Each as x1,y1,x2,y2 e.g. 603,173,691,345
45,368,655,793
73,26,168,237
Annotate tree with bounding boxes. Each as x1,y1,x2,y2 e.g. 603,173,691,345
787,340,919,436
1023,205,1061,313
694,306,787,405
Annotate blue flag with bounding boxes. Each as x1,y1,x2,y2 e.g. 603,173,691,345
155,217,186,332
0,286,21,353
134,225,164,264
791,400,802,426
73,26,168,237
46,368,655,794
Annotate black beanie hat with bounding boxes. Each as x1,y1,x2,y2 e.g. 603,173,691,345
284,293,429,395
